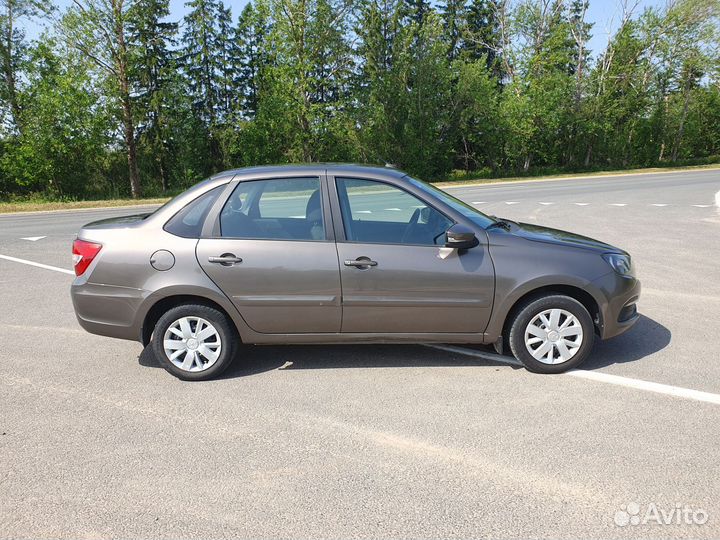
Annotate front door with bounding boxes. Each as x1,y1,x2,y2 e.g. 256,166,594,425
197,175,342,333
333,177,494,334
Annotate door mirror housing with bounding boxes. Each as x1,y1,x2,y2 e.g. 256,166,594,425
445,224,479,250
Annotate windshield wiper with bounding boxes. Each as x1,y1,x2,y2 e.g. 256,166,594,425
486,217,513,231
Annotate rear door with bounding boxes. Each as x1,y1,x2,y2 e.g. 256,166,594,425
197,174,342,333
331,176,495,334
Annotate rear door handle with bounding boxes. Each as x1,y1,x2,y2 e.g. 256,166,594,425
208,253,243,266
344,258,378,268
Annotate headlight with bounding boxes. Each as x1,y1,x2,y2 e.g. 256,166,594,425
603,253,634,276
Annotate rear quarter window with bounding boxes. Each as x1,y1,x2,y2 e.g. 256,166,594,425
164,185,224,238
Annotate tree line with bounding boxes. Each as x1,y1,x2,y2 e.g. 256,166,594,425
1,0,719,199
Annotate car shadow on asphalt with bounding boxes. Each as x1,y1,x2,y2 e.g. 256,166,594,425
580,314,671,370
137,314,670,378
138,342,519,379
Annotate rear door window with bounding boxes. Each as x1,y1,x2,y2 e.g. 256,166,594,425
219,177,325,241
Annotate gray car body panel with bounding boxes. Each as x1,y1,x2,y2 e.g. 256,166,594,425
71,164,640,347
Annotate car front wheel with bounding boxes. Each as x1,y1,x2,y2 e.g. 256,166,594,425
152,304,237,380
508,295,595,374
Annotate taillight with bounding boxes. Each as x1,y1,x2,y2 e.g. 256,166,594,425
72,239,102,276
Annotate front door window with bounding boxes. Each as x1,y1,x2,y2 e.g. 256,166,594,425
335,178,453,246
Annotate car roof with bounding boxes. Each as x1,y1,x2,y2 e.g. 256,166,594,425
212,163,408,181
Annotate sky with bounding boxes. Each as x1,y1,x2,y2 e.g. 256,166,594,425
23,0,666,59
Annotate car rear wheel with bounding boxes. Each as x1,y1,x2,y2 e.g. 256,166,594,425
508,295,594,374
152,304,237,381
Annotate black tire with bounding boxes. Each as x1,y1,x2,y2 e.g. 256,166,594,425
151,303,238,381
508,294,595,374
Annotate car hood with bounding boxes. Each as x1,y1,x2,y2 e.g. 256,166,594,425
509,221,624,254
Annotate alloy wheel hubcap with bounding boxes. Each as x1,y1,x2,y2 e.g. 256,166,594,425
163,316,222,372
524,308,583,365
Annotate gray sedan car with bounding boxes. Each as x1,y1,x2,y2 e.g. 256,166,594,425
71,165,640,380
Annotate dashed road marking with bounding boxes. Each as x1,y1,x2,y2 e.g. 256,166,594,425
0,254,74,275
472,201,486,205
505,201,519,205
426,344,720,405
693,204,711,208
610,203,627,206
21,236,47,241
539,202,554,205
651,203,669,207
574,203,590,206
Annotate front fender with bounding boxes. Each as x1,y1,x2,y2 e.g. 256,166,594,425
484,273,606,342
483,231,615,342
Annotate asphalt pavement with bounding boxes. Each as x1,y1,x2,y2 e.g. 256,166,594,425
1,169,719,539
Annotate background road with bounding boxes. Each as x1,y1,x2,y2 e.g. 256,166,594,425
1,169,719,539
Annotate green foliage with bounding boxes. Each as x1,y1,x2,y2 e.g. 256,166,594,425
452,58,501,171
1,0,720,200
0,39,108,197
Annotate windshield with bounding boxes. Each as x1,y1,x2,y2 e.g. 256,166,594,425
406,176,496,229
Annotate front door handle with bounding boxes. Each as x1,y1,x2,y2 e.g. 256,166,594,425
344,258,378,268
208,253,243,266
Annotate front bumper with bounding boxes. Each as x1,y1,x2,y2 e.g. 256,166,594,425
590,271,641,339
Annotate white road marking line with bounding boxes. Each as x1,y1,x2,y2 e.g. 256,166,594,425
21,236,47,241
425,344,720,405
0,254,74,275
651,203,669,207
539,202,554,205
693,204,711,208
574,202,590,206
384,208,402,211
472,201,486,205
356,210,372,214
567,370,720,405
610,203,627,206
424,344,523,366
505,201,519,205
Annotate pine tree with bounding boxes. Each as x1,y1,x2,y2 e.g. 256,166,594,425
216,1,235,117
463,0,503,79
403,0,432,27
354,0,405,163
181,0,224,127
128,0,177,191
0,0,50,133
181,0,232,167
440,0,466,61
232,0,270,119
568,0,591,77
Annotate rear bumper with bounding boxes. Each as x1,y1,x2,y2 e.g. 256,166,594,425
590,272,641,340
71,279,149,342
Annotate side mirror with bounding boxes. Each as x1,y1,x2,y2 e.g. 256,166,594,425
445,224,479,250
